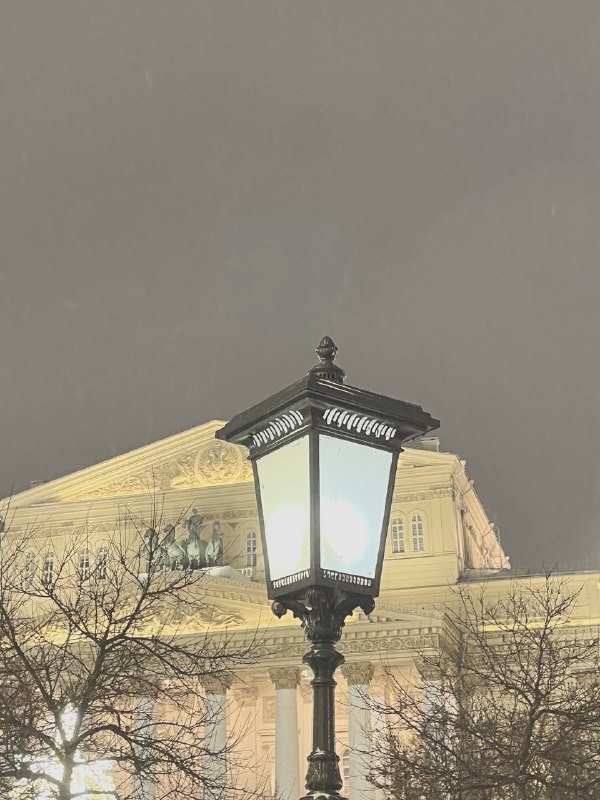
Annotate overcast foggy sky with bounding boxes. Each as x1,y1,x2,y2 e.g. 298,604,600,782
1,1,600,568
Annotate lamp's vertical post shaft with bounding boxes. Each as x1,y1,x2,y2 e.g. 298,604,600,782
303,637,345,797
273,590,373,800
288,587,358,800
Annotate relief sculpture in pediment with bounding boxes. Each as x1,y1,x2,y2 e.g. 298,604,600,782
169,455,197,489
170,441,251,488
69,441,252,499
85,462,178,497
194,442,244,485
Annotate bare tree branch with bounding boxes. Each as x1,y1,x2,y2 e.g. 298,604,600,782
367,574,600,800
0,501,265,800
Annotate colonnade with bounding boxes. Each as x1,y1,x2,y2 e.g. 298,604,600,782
195,662,380,800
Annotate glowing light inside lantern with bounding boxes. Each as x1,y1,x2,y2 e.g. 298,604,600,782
319,435,392,578
257,436,311,581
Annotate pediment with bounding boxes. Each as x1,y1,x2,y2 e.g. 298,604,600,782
11,421,253,506
11,426,458,509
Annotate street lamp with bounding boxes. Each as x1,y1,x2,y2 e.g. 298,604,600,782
217,337,438,800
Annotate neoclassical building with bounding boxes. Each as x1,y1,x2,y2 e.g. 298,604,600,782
5,421,600,799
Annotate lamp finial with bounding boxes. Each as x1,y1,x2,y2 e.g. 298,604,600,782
308,336,346,383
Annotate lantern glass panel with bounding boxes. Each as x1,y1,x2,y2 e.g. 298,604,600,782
256,435,311,581
319,434,392,578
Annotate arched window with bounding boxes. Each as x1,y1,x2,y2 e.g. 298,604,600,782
411,514,425,551
42,553,54,586
78,550,91,581
246,530,257,567
25,552,36,584
341,749,350,795
97,546,108,580
391,518,405,553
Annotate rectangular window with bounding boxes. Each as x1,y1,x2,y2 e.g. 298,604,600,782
97,547,108,580
411,515,425,551
79,551,90,581
42,554,54,586
246,531,257,568
391,518,405,554
25,553,36,584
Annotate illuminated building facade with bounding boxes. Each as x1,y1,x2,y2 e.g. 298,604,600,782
5,421,599,799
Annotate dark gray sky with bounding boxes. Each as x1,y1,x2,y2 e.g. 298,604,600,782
1,1,600,568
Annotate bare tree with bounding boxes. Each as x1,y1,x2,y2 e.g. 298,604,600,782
0,500,261,800
369,575,600,800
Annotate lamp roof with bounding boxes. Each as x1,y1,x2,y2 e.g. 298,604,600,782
217,337,440,453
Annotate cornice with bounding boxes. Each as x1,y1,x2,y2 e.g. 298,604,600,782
8,502,260,537
374,602,446,621
197,577,270,606
392,487,453,504
227,620,443,666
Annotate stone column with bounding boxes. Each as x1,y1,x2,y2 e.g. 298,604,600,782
342,662,374,800
369,672,388,800
418,663,445,731
232,686,260,793
134,694,157,800
417,660,454,792
269,667,301,800
201,674,233,796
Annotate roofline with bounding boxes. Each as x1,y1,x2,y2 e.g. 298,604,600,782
2,419,228,505
459,567,600,583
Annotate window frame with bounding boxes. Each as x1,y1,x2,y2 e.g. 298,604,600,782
410,513,426,552
390,516,405,554
96,545,108,580
246,530,257,568
78,549,91,581
42,552,54,586
24,552,36,584
341,748,350,796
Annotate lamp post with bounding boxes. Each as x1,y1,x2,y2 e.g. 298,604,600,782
217,338,438,800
